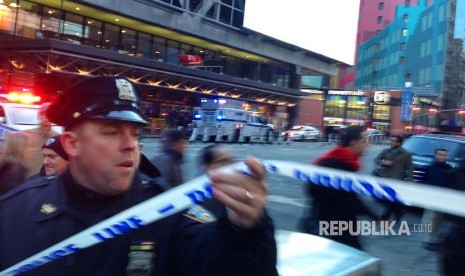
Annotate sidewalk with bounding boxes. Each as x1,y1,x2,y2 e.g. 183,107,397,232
359,199,440,276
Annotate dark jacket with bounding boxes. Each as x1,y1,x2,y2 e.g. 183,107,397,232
375,147,413,180
306,147,375,250
0,170,277,276
150,151,183,188
423,161,453,188
437,165,465,275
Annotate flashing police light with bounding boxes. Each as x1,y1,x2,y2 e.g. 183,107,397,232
194,114,202,119
216,115,225,120
5,92,41,104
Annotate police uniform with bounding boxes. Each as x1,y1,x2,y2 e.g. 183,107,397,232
0,76,277,276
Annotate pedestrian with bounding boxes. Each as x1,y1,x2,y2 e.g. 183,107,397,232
0,76,277,276
150,129,186,188
436,162,465,276
197,144,235,214
374,135,413,221
199,144,234,171
21,102,60,177
420,148,453,251
304,126,377,249
34,135,69,178
0,132,29,195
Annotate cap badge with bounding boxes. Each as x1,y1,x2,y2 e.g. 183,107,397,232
44,137,56,146
116,79,136,101
73,112,81,119
40,203,57,215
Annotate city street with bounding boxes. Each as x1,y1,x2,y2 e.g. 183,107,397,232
141,138,440,276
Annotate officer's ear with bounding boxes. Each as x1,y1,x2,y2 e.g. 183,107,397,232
61,131,79,158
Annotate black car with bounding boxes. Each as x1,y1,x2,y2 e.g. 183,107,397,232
402,133,465,182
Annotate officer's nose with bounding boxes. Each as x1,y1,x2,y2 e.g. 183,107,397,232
121,128,139,152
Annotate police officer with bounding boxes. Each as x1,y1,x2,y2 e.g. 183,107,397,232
41,135,69,177
0,76,277,276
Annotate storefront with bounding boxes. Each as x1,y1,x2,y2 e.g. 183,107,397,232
298,89,406,135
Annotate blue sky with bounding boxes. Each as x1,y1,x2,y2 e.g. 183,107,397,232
243,0,360,65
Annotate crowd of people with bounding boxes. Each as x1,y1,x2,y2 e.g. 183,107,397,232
0,76,463,275
301,126,465,276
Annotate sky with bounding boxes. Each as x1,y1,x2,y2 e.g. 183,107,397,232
243,0,360,65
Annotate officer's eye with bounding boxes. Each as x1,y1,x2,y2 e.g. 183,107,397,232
102,130,118,136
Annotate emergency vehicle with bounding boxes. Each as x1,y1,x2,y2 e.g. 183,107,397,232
0,92,62,139
189,98,273,143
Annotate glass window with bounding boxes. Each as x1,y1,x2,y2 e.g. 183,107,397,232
400,42,406,50
120,28,136,56
136,32,153,59
399,56,405,64
373,105,390,120
401,28,408,37
153,37,166,61
14,1,42,38
219,3,232,25
40,6,62,39
377,16,382,24
405,0,410,8
166,39,179,64
180,43,192,54
102,23,120,52
62,13,84,44
0,1,17,34
83,18,103,48
346,96,367,120
325,95,347,118
437,34,444,51
378,2,384,10
403,14,409,23
232,8,243,27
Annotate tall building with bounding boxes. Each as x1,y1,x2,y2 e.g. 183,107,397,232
0,0,344,131
338,0,414,89
355,0,465,129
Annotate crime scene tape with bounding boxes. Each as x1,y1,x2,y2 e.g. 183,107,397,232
1,160,465,275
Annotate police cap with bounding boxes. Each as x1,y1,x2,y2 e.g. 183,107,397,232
46,76,148,129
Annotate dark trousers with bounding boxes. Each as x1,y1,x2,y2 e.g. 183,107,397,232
380,202,405,220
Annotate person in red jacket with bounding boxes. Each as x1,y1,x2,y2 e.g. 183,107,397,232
304,126,377,249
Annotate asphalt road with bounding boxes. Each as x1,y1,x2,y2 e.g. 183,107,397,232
141,138,440,276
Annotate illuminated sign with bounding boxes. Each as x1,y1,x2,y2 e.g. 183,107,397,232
328,90,365,96
301,89,324,94
374,91,391,104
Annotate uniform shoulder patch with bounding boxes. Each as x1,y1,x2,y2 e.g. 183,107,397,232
183,205,216,223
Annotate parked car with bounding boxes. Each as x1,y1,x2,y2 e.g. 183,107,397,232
281,125,321,141
402,133,465,182
322,125,347,141
363,129,386,143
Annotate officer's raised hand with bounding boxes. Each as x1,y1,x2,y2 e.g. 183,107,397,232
208,157,267,229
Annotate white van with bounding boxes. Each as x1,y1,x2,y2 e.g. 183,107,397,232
0,103,62,139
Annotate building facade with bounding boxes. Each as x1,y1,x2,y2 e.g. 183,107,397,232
354,0,465,131
0,0,344,132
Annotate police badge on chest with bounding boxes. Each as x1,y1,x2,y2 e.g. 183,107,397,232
127,241,156,276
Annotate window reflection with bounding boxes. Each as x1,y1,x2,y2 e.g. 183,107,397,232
4,0,292,88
